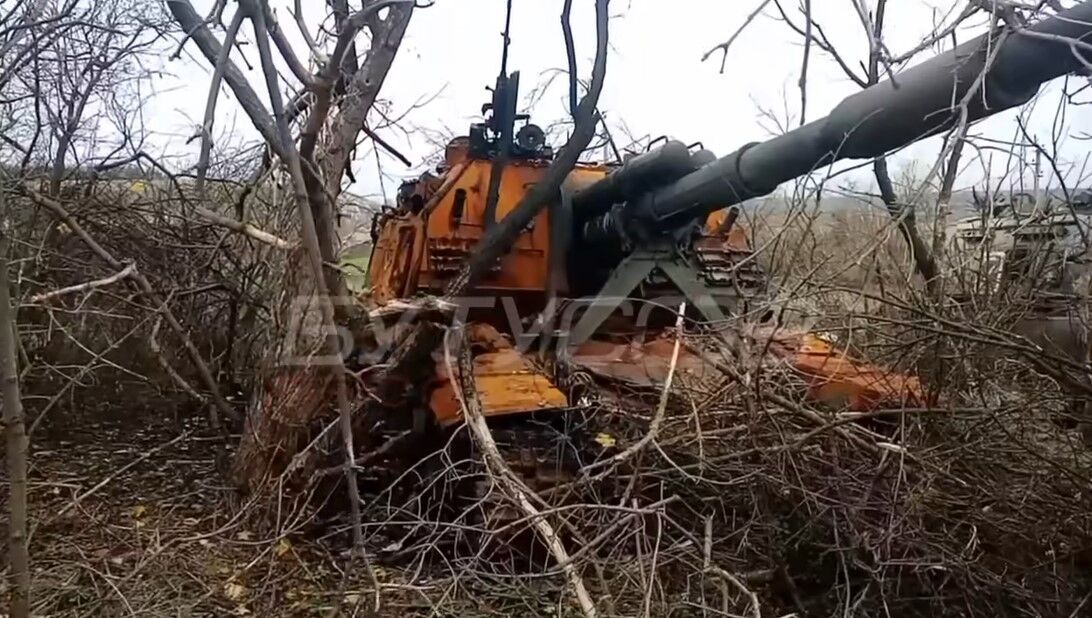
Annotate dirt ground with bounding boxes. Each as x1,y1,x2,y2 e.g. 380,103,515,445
1,391,385,617
2,386,583,617
6,370,1092,616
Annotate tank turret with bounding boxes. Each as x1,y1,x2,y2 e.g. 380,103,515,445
575,2,1092,243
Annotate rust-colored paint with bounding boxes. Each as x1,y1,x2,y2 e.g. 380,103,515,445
773,331,926,410
703,208,752,253
571,330,925,411
369,158,609,300
429,324,568,425
418,160,605,293
369,213,422,304
571,338,724,388
368,162,470,304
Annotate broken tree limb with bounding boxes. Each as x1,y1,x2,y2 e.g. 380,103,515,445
443,327,598,618
29,262,135,303
364,125,411,167
190,203,292,249
22,186,240,428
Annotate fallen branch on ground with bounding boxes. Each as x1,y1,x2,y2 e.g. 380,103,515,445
706,566,762,618
443,326,599,618
582,302,685,478
191,204,292,249
48,431,192,522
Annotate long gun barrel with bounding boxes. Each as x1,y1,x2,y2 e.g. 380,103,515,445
576,1,1092,239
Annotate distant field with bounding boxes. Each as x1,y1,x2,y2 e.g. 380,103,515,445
341,254,371,292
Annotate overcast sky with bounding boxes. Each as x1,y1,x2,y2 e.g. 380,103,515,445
152,0,1092,204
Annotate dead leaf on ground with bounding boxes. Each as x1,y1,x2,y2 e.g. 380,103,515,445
275,538,292,558
223,581,247,602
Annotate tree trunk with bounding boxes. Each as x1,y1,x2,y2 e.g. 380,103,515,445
874,157,940,292
1,227,31,618
865,0,939,293
320,5,413,205
232,247,335,488
225,3,414,493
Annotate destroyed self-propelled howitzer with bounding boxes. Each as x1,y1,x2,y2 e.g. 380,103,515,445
365,2,1092,433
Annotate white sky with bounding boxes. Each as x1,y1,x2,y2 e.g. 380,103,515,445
150,0,1092,204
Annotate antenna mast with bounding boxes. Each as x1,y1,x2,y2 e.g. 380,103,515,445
499,0,514,77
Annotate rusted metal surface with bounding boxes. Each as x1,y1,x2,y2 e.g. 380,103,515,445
759,329,926,410
425,322,925,425
370,150,609,300
571,330,925,411
368,213,423,304
571,338,723,388
429,324,568,425
417,159,607,294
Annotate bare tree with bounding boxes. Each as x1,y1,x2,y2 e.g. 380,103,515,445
1,204,30,618
0,6,78,615
167,3,418,597
35,0,164,195
771,0,953,293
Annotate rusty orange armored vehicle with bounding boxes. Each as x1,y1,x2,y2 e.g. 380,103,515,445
366,0,1092,432
366,82,926,428
349,1,1092,529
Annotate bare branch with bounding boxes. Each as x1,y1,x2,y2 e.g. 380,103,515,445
194,5,245,196
772,0,868,87
888,3,978,63
256,1,313,88
799,0,812,125
702,0,774,74
167,0,285,160
1,223,30,618
290,0,323,63
324,0,415,87
29,262,135,304
444,328,598,618
562,0,578,117
21,186,241,427
190,204,292,249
